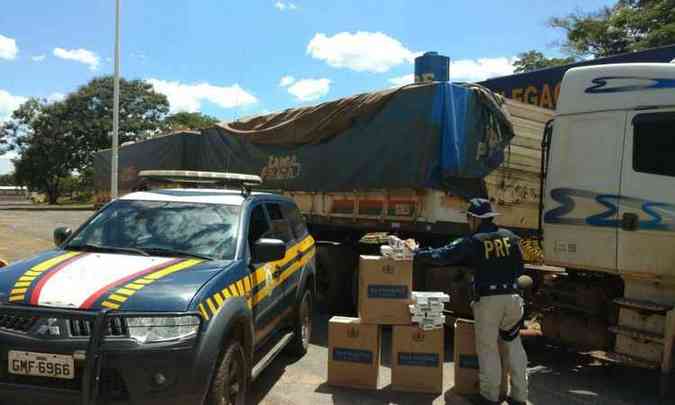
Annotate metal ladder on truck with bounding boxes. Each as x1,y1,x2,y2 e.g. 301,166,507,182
592,297,675,397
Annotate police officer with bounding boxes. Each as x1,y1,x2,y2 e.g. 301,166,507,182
415,198,528,405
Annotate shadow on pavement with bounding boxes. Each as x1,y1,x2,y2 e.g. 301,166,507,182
248,305,675,404
525,340,674,405
314,382,446,405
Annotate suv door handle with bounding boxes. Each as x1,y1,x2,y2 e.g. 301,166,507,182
622,213,639,231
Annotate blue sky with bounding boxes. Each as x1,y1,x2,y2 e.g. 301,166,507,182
0,0,616,173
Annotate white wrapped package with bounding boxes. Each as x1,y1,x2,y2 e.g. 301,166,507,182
412,291,450,304
409,291,448,330
381,236,419,260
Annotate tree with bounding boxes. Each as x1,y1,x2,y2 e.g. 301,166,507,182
7,100,77,204
513,50,576,73
61,76,169,168
550,0,675,58
0,76,169,204
0,173,14,186
163,111,219,131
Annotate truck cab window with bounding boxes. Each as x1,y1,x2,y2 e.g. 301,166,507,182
633,112,675,177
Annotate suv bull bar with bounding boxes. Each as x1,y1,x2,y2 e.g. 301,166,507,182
0,304,200,405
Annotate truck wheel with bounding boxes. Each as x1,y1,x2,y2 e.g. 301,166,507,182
316,244,352,314
206,340,248,405
287,289,313,357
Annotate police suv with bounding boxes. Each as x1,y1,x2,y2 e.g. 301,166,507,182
0,171,316,405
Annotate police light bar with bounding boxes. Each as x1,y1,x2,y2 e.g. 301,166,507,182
138,170,263,186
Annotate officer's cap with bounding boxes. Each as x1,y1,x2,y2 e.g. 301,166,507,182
465,198,500,219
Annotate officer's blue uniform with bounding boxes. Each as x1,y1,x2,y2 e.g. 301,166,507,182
415,221,524,297
415,198,529,404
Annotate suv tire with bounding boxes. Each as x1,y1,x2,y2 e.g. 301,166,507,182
287,289,312,357
206,340,248,405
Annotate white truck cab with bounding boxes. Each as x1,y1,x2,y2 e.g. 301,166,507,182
545,63,675,301
543,63,675,371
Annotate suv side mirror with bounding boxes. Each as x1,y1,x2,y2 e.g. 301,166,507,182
53,227,72,247
252,238,286,263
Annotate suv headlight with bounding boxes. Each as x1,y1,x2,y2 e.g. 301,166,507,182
126,315,200,344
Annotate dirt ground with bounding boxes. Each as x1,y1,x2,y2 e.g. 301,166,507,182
0,208,672,405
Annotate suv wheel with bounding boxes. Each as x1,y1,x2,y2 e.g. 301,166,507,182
207,340,248,405
287,289,312,356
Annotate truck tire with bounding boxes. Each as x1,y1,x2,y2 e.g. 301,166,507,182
316,243,354,315
287,289,313,357
205,340,249,405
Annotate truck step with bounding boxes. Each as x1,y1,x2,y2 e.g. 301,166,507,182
608,325,664,344
613,298,673,314
251,331,294,381
587,350,661,369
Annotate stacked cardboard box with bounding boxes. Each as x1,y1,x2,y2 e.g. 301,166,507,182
391,325,444,393
358,255,413,325
409,291,449,330
327,316,381,389
329,253,448,394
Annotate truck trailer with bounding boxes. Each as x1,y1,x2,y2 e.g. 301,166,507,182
93,79,551,311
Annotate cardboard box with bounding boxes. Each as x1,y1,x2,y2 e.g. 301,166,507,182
327,316,380,389
453,318,508,396
453,318,480,395
358,255,413,325
391,325,444,393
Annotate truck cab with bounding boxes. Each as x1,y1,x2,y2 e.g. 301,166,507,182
543,63,675,370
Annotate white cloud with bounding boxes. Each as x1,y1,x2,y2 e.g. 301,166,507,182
47,92,65,103
275,1,297,11
31,54,46,62
279,75,296,87
53,47,100,70
0,34,18,60
388,74,414,87
286,78,331,102
0,89,27,122
307,31,416,73
450,57,516,82
146,78,258,113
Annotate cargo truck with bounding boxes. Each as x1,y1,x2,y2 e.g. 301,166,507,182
93,61,675,378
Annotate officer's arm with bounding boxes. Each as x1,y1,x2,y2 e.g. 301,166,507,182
414,238,472,267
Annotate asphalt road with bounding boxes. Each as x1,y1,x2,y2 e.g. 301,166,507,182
0,208,672,405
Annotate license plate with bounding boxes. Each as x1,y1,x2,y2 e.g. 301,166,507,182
8,351,74,380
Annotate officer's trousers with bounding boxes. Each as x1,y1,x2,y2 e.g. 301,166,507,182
472,294,528,402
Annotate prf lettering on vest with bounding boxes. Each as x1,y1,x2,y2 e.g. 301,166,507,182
484,238,512,259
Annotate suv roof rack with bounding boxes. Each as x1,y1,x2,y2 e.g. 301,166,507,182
138,170,263,196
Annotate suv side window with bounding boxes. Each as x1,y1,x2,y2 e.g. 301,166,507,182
248,205,270,247
633,112,675,177
264,203,294,243
282,203,308,239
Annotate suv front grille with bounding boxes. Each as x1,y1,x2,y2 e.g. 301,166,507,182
0,314,39,332
0,313,128,337
69,318,128,337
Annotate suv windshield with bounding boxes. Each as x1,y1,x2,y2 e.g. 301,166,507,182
66,200,240,260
